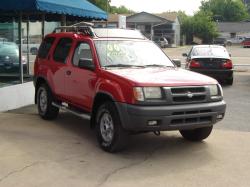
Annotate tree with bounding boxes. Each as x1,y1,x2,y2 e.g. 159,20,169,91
88,0,110,12
110,5,134,14
180,11,218,44
88,0,134,14
200,0,249,21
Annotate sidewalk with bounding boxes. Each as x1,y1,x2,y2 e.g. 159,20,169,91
0,111,250,187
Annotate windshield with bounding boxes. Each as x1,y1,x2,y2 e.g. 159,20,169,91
94,40,174,68
0,44,18,56
192,46,229,58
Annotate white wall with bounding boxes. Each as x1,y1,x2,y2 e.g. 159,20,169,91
0,82,35,112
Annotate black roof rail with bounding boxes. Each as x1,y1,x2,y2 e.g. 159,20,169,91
53,25,95,37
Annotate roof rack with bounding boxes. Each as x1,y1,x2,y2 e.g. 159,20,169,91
53,25,95,37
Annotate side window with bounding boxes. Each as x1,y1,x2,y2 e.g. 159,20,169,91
72,42,93,67
38,37,55,59
53,38,72,63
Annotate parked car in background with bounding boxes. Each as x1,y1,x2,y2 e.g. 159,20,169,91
16,39,40,55
213,37,226,47
226,36,245,46
183,45,233,85
0,37,8,42
0,42,27,73
241,37,250,48
153,36,169,48
34,27,226,152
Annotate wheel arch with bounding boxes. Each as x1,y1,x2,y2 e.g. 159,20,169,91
90,92,115,129
34,76,51,104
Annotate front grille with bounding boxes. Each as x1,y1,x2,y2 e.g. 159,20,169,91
167,86,208,104
171,87,205,94
171,116,212,125
173,95,206,102
170,109,213,125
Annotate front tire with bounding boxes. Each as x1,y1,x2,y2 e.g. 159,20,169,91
37,84,59,120
95,102,128,152
180,126,213,141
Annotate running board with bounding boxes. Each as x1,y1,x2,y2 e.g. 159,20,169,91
52,102,91,120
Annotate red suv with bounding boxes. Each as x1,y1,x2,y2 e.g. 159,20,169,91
34,27,226,152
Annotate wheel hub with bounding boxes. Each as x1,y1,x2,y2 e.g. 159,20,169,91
100,112,114,143
39,88,47,113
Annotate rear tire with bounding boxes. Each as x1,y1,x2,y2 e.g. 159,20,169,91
180,126,213,141
226,77,233,85
37,84,59,120
95,101,128,153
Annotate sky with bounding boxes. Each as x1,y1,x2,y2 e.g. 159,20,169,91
110,0,203,15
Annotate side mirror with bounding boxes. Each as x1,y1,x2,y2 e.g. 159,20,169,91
229,54,231,57
172,59,181,67
182,53,188,57
78,58,95,70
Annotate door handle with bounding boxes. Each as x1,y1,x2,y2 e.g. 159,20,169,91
66,70,71,76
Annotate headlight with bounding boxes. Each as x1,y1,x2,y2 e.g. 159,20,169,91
209,85,219,96
144,87,162,99
208,84,223,99
133,87,162,101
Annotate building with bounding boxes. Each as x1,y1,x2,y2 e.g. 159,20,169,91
217,22,250,38
90,12,181,46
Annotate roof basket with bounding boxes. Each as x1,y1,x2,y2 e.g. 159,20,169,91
53,24,95,37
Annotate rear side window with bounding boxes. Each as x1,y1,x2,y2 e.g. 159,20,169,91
53,38,72,63
38,37,55,59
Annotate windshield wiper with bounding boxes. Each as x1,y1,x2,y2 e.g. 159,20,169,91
103,64,144,68
143,64,175,68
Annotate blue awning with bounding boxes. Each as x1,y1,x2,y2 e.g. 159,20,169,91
0,0,107,21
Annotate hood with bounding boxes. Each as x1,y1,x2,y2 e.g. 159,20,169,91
106,67,217,86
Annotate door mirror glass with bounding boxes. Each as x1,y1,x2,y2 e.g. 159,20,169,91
78,58,95,70
182,53,188,57
172,59,181,67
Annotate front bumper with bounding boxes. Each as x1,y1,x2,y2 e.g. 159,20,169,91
115,101,226,132
0,64,27,73
191,69,233,81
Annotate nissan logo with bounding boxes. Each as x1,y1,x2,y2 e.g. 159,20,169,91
187,91,194,98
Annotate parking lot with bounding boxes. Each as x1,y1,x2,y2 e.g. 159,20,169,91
0,46,250,186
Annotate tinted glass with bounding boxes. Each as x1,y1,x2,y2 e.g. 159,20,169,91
0,43,18,56
72,43,93,66
38,37,55,59
53,38,72,63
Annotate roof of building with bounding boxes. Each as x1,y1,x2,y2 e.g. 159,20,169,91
217,22,250,32
0,0,107,21
155,12,179,22
91,12,179,24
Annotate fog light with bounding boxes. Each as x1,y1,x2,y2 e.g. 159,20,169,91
216,114,223,120
148,120,158,126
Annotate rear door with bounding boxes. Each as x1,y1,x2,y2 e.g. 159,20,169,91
50,37,73,99
35,37,55,74
65,40,97,111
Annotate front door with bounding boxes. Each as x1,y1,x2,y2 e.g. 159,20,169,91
65,41,97,111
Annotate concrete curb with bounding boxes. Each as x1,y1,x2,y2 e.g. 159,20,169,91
0,82,35,112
